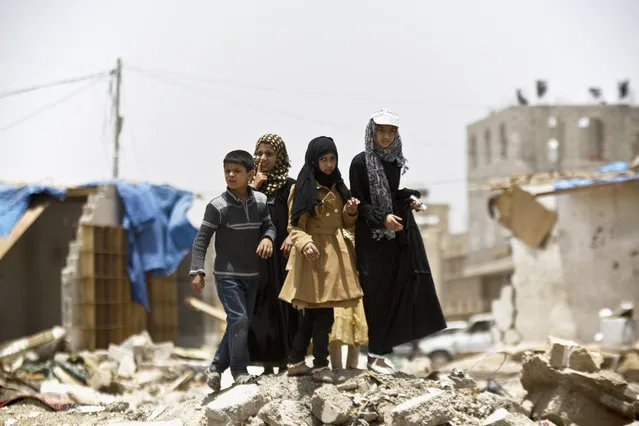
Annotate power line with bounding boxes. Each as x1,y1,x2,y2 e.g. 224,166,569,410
0,77,106,133
129,70,358,132
128,70,466,154
126,65,491,110
0,70,111,100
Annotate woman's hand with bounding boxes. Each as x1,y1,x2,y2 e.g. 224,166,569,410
384,214,403,232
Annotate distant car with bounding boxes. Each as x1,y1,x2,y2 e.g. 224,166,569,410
394,314,495,369
393,320,468,359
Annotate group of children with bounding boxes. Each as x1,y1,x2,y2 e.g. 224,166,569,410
189,109,447,392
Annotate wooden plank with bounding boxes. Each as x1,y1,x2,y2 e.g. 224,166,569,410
185,297,227,322
0,202,49,260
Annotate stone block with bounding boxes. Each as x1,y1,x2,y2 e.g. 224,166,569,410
311,384,353,424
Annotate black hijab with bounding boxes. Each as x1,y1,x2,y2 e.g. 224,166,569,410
290,136,351,226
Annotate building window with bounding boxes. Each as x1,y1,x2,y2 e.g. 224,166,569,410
484,129,492,164
499,123,507,159
578,117,605,161
632,132,639,159
469,135,477,168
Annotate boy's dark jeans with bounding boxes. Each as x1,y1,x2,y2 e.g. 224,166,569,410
289,308,334,368
210,278,258,375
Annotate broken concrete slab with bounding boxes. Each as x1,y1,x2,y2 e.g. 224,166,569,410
206,383,268,425
105,420,183,426
383,388,455,426
522,353,636,426
448,368,478,390
310,384,353,424
40,380,116,406
617,351,639,383
257,399,315,426
87,361,117,391
546,337,602,373
133,341,175,365
0,326,66,361
483,408,535,426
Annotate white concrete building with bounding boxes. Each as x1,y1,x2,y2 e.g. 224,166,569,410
489,171,639,344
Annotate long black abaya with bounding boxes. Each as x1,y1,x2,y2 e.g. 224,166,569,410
349,152,446,355
247,178,298,365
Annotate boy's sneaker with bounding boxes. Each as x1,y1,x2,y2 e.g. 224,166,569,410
205,366,221,392
287,361,311,376
233,373,257,385
311,366,334,383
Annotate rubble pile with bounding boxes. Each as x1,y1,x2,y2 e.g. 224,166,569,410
0,329,211,425
521,337,639,426
3,328,639,425
205,369,532,426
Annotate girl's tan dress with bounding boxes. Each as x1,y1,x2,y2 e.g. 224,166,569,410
329,229,368,346
279,183,363,309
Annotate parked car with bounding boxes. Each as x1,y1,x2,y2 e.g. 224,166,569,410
393,320,468,359
393,313,495,369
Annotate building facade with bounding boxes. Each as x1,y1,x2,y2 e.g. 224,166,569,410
466,105,639,266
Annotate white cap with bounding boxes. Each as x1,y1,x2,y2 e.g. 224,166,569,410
370,109,400,127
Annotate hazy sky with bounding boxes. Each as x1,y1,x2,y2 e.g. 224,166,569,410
1,0,638,232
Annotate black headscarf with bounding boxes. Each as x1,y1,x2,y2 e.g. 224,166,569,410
290,136,351,226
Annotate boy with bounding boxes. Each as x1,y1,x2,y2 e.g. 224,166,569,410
190,150,276,391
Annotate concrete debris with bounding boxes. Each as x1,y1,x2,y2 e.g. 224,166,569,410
205,383,265,425
618,351,639,383
521,341,639,426
40,380,116,406
311,384,353,424
5,329,639,426
0,330,210,426
547,336,603,373
87,361,116,390
258,400,315,426
0,327,66,361
384,388,455,425
448,368,478,390
483,408,535,426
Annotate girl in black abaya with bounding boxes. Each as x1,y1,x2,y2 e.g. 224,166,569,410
348,109,447,374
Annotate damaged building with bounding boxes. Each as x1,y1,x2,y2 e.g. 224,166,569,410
488,166,639,345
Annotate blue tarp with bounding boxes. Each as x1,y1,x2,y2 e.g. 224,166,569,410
553,162,639,190
0,181,198,310
0,184,66,236
114,182,198,310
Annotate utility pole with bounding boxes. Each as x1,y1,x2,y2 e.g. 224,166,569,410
112,58,123,179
